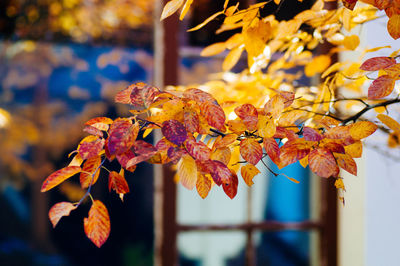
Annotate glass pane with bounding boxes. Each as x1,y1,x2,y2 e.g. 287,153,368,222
178,232,246,266
255,230,311,266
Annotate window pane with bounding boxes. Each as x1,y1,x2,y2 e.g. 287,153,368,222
178,232,246,266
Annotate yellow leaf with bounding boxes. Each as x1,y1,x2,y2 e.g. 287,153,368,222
180,0,193,20
343,35,360,50
334,178,346,191
299,156,308,168
241,164,261,186
344,141,363,158
161,0,185,21
177,154,198,190
201,42,226,57
196,173,212,199
377,114,400,134
143,128,153,138
257,116,276,138
321,62,342,78
349,121,378,140
222,46,244,71
305,55,331,77
188,11,224,32
243,18,271,60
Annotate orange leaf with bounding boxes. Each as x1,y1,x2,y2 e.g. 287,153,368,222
200,102,226,132
241,164,261,186
85,117,113,131
80,156,101,189
383,63,400,78
344,141,363,158
263,137,280,165
377,114,400,134
213,134,237,149
388,14,400,40
177,154,198,190
41,166,81,192
180,0,194,20
308,148,339,178
240,139,263,165
264,95,284,117
196,173,212,199
305,55,331,77
184,107,200,133
234,104,258,131
78,138,104,160
227,119,247,134
84,200,111,248
129,83,159,111
211,147,231,165
183,88,218,104
360,56,396,71
48,202,77,228
368,75,395,99
279,140,311,168
334,153,357,176
349,121,378,140
257,115,276,138
108,171,130,200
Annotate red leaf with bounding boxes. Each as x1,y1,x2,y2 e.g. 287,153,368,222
184,107,200,133
183,88,218,105
129,83,159,111
107,120,139,155
48,202,77,228
308,148,339,178
115,86,134,104
167,146,186,163
279,140,311,168
234,104,258,131
116,150,137,172
263,137,280,165
273,127,298,141
320,140,345,154
184,136,211,161
303,127,323,141
223,170,238,199
41,166,81,192
368,75,395,99
80,156,101,189
360,57,396,71
83,125,104,138
198,160,232,186
200,102,226,132
108,171,130,197
240,139,263,165
279,91,295,108
78,138,105,160
162,120,188,146
84,200,111,248
126,140,157,168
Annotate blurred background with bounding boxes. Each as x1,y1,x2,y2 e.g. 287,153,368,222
0,0,399,266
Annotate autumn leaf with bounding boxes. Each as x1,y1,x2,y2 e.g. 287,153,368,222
126,140,157,167
80,156,101,189
161,0,184,20
185,137,211,161
240,138,263,165
48,202,77,228
78,138,104,160
129,83,159,111
188,11,224,32
107,120,138,155
210,147,231,165
263,137,280,165
85,117,113,131
162,120,188,146
279,140,312,168
305,55,331,77
349,121,378,140
84,200,111,248
177,154,198,190
387,15,400,40
223,170,238,199
200,102,226,132
201,42,226,57
308,148,339,178
334,153,357,176
343,35,360,50
344,141,363,158
303,127,323,141
116,150,137,172
367,75,395,99
83,125,104,138
264,94,285,117
213,134,237,149
234,104,258,131
107,170,128,200
360,57,396,71
196,173,212,199
222,46,244,71
180,0,194,20
41,166,81,192
184,107,200,133
241,164,261,186
257,115,276,138
183,88,218,104
377,113,400,134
